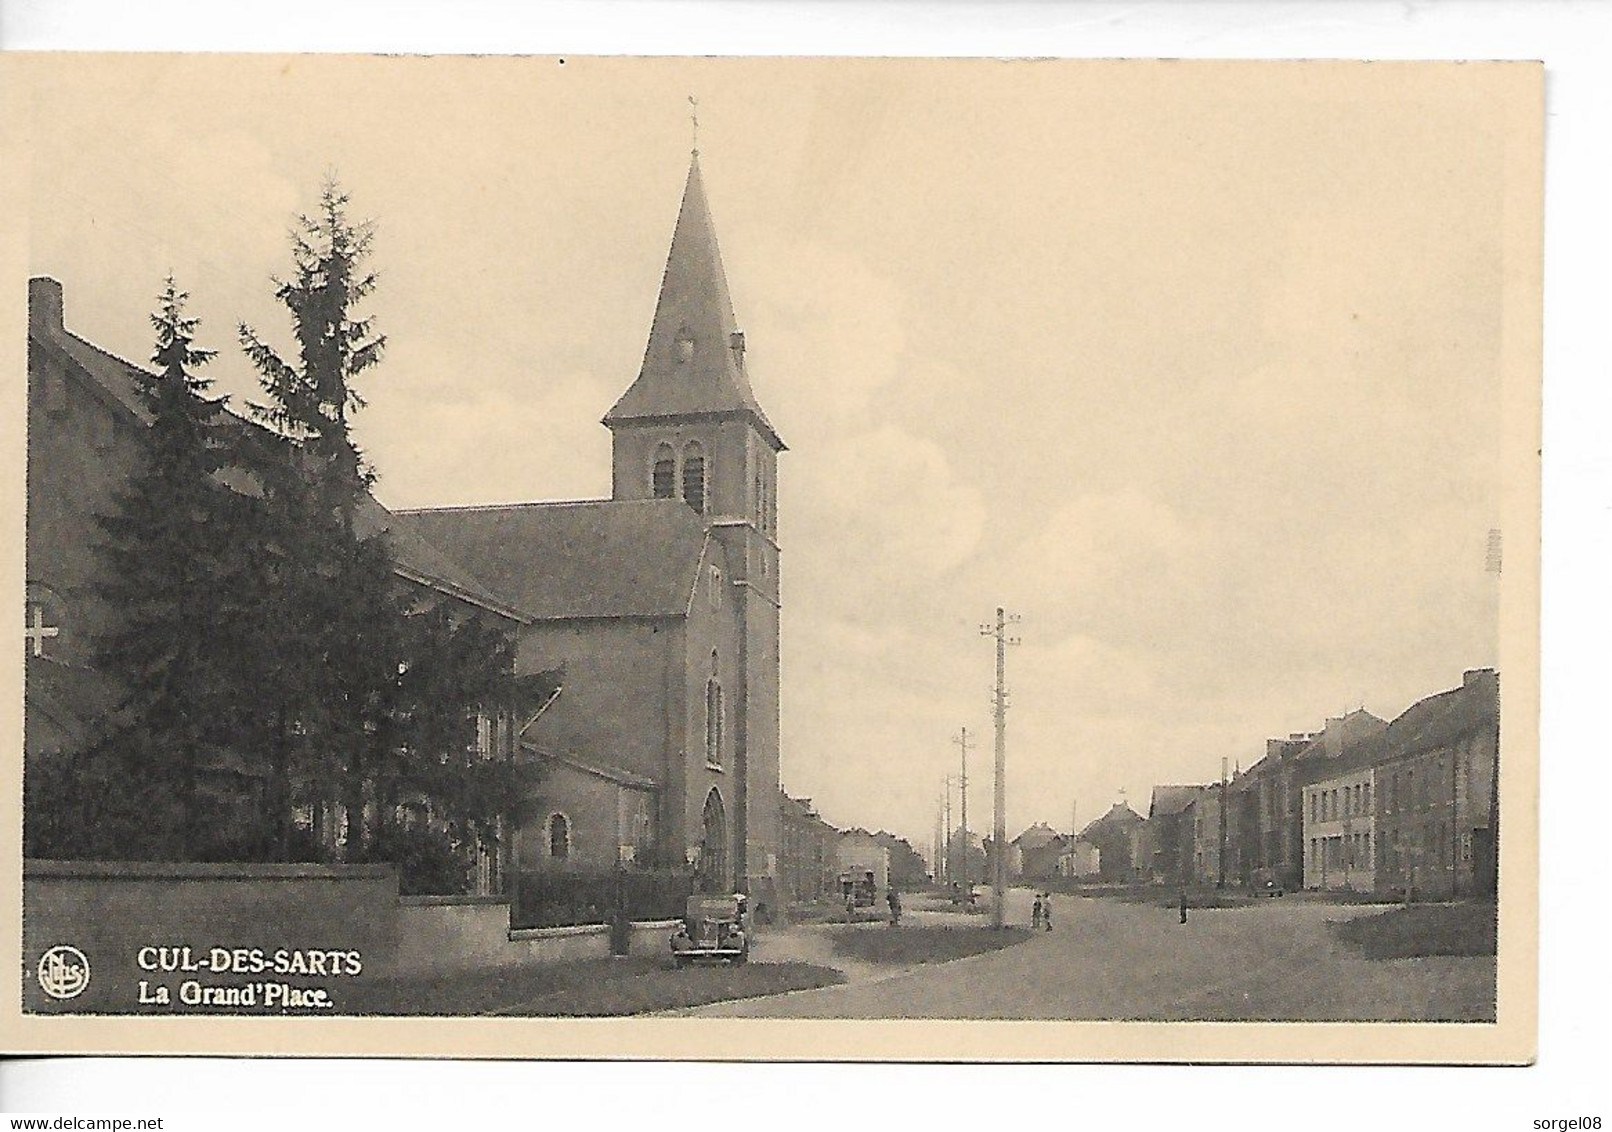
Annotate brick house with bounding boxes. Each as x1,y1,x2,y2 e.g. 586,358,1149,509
779,792,841,905
1370,669,1499,899
23,276,530,891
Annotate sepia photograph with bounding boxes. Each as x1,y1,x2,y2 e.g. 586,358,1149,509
3,52,1540,1062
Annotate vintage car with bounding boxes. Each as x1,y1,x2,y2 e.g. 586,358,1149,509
669,893,749,967
1251,867,1286,897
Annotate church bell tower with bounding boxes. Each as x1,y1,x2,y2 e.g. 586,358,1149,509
604,150,785,899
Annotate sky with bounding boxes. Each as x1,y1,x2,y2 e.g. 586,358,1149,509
16,55,1518,854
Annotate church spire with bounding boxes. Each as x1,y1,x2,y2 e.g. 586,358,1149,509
604,150,783,451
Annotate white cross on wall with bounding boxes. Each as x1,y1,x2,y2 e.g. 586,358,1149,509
25,603,58,657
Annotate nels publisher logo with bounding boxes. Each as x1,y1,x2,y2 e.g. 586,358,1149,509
37,945,91,1000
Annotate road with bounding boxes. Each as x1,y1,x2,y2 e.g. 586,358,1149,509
686,888,1495,1021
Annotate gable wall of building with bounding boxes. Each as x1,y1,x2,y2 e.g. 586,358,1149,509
519,617,685,864
26,337,141,669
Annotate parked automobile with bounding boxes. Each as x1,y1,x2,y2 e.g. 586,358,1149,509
669,893,749,967
1251,867,1285,897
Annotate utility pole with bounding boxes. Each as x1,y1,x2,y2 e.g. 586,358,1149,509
1218,756,1228,889
1068,797,1078,877
980,607,1020,930
943,774,955,883
953,727,972,889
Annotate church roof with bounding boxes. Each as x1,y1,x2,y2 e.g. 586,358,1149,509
603,154,784,451
392,498,708,622
519,740,658,790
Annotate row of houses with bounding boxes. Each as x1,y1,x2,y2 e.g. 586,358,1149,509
1000,668,1499,901
1144,668,1500,899
1003,802,1146,884
778,792,929,905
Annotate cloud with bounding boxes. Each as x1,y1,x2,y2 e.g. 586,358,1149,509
784,424,986,621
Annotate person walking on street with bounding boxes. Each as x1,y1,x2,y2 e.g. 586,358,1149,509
1031,893,1043,931
886,886,902,927
1042,892,1053,932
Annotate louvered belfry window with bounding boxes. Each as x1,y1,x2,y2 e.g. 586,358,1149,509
652,444,676,499
682,442,706,514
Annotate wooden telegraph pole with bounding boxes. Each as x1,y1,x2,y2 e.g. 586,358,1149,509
980,608,1020,930
954,727,972,890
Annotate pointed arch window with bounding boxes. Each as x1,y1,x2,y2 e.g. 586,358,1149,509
681,442,706,515
548,813,571,861
652,443,677,500
705,650,724,769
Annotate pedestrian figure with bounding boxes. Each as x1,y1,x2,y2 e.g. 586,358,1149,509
1031,894,1043,930
1042,893,1053,932
1179,890,1188,924
844,891,856,923
887,886,901,927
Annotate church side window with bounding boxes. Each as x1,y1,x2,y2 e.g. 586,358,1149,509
652,444,677,499
681,442,706,515
708,565,723,609
548,813,571,861
705,653,724,768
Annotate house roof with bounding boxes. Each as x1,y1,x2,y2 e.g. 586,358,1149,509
1078,801,1146,840
24,657,121,753
603,154,783,451
393,498,709,622
1012,822,1060,850
1147,786,1207,819
29,277,524,624
1302,671,1499,783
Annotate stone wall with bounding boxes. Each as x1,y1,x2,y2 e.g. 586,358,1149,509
22,859,399,1014
24,860,690,1014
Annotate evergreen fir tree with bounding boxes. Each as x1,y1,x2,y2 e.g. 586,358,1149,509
240,179,390,861
240,179,521,885
92,278,241,859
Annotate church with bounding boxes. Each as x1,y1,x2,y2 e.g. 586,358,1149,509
24,150,786,909
397,152,786,908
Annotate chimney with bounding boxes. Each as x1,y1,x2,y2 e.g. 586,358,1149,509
1323,717,1345,757
1463,667,1495,687
29,277,64,333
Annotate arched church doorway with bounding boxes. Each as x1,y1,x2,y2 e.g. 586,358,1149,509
700,788,729,892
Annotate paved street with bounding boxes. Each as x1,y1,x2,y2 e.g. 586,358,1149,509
687,888,1496,1021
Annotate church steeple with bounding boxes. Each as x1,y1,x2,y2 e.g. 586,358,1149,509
604,152,784,452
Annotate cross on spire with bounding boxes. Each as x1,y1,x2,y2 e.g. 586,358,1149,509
25,602,58,658
688,94,699,155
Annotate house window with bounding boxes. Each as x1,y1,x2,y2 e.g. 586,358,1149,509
652,444,677,499
682,443,706,515
708,565,723,609
547,813,571,861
